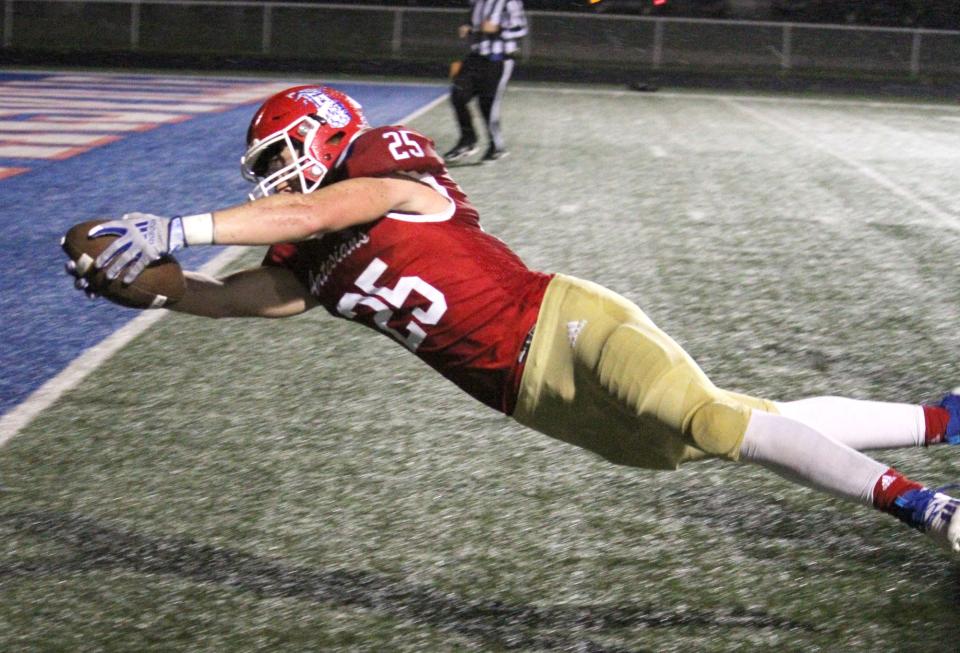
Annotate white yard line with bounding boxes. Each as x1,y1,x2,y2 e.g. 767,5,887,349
0,247,250,448
399,93,449,123
722,97,960,231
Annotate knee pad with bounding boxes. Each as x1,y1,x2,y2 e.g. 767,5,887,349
689,400,752,459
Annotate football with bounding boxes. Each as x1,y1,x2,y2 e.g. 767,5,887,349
61,219,186,309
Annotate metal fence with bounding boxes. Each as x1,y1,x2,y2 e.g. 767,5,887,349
2,0,959,79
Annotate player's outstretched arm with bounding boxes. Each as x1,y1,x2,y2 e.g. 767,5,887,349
90,175,448,284
171,266,318,319
210,175,450,245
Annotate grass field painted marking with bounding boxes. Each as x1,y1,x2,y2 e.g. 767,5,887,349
0,247,250,449
515,84,960,113
1,132,122,146
0,79,295,105
400,93,448,123
0,99,235,113
723,98,960,231
0,120,148,132
0,92,448,449
0,75,293,171
0,166,28,179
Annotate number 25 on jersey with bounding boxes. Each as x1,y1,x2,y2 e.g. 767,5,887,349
383,130,424,161
336,257,447,351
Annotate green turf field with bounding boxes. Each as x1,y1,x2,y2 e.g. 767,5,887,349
4,83,960,652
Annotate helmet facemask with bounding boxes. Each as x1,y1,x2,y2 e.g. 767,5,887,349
241,114,336,200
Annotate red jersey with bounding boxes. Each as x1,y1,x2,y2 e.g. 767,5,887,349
264,126,552,414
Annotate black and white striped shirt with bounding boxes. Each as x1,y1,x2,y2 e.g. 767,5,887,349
468,0,528,58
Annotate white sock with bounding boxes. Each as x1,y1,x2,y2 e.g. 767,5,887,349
739,410,888,507
773,397,925,450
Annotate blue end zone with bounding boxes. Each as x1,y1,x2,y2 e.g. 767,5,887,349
0,76,446,417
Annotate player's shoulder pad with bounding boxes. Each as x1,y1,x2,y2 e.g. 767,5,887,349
342,125,445,179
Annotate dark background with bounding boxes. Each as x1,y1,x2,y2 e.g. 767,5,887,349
268,0,960,29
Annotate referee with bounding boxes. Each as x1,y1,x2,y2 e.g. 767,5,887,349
443,0,528,164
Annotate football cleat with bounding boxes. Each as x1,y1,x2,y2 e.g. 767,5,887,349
481,146,509,163
938,389,960,444
443,141,478,162
893,485,960,552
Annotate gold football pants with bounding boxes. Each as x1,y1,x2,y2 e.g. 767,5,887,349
513,274,777,470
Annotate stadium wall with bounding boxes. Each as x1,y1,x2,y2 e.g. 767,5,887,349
2,0,959,94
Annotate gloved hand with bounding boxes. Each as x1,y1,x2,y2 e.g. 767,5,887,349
64,259,99,300
91,212,186,284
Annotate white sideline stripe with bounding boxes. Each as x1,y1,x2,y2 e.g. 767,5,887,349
724,98,960,231
0,246,249,448
399,92,449,124
0,91,447,448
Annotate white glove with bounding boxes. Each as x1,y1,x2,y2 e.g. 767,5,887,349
91,212,186,284
64,259,99,300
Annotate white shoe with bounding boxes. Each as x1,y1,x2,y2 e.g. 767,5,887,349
896,486,960,551
946,501,960,552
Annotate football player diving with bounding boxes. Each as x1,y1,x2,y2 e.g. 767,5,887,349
67,85,960,554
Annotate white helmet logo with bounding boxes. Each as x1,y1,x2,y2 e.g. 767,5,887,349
291,89,352,128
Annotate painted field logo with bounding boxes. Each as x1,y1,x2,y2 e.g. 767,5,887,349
0,73,294,181
291,89,352,128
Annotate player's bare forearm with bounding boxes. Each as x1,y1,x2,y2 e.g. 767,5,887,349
171,267,317,319
211,177,427,246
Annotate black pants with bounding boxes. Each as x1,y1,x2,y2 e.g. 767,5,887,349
450,53,515,151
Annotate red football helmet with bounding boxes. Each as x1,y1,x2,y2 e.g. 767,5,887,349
241,85,369,199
